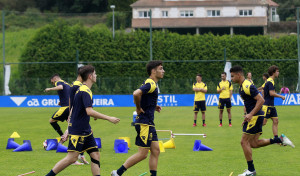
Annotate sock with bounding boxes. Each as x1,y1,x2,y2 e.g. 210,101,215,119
202,120,205,124
270,137,282,144
229,119,231,124
80,153,84,156
50,122,63,136
194,120,197,124
220,120,222,124
274,135,279,138
117,165,127,176
45,169,56,176
247,160,255,172
150,170,157,176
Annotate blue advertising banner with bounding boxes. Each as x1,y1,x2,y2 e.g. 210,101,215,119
0,94,299,107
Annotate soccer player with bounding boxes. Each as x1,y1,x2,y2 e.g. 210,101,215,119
44,74,70,137
192,74,207,127
257,73,269,93
217,72,233,127
45,65,120,176
230,66,294,176
246,72,253,84
262,65,286,140
111,60,165,176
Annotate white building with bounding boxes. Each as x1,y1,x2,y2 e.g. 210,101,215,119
130,0,279,35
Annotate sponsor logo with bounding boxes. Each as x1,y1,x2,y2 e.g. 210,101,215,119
10,97,27,106
93,98,114,106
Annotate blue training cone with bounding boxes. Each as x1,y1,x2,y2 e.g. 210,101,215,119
193,140,202,151
114,139,125,151
13,140,32,152
56,143,68,153
6,138,20,149
46,139,58,151
115,142,128,153
95,138,102,148
199,144,213,151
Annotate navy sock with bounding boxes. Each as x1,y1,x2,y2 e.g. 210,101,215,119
45,169,56,176
194,120,197,124
270,137,282,144
229,119,232,124
50,122,63,136
202,120,205,124
274,135,279,138
117,165,127,176
247,160,255,172
220,120,222,124
150,170,157,176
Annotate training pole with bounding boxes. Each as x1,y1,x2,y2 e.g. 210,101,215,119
157,130,206,138
18,171,35,176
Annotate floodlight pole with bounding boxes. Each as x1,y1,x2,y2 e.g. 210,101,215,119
2,10,5,95
297,7,300,92
110,5,115,40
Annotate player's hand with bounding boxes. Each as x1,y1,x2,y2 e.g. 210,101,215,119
109,117,120,124
241,120,247,126
44,88,51,92
60,131,69,144
244,114,253,122
155,105,162,113
281,96,285,100
222,87,225,90
136,108,145,115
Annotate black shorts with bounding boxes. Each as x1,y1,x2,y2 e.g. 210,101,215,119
135,124,158,148
218,98,232,110
194,101,206,112
67,133,98,153
243,116,264,135
51,106,69,122
262,106,278,119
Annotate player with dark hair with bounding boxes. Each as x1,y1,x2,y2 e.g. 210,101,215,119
111,60,165,176
44,74,70,137
192,74,207,127
45,65,120,176
246,72,253,84
257,73,269,93
230,65,294,176
217,72,233,127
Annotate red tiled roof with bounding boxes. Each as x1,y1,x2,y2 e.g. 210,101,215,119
132,17,267,28
131,0,270,8
267,0,279,7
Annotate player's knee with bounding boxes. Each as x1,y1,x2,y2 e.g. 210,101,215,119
68,155,78,164
151,147,160,156
273,118,279,125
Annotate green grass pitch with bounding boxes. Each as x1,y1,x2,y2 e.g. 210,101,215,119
0,106,299,176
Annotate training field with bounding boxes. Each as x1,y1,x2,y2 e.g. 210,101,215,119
0,106,299,176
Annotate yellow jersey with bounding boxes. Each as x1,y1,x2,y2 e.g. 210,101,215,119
217,80,233,99
193,82,207,101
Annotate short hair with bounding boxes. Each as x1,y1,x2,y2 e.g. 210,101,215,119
263,73,269,79
77,66,83,75
230,65,244,74
247,72,251,76
80,65,95,81
146,60,163,76
268,65,279,76
196,74,202,77
221,72,227,76
51,73,60,79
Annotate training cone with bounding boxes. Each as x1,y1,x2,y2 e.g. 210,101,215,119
115,142,128,153
114,139,125,151
10,132,20,138
163,138,176,149
199,144,213,151
193,140,202,151
6,138,20,149
56,143,68,153
13,140,32,152
95,138,102,148
46,139,58,151
159,141,165,152
119,137,130,149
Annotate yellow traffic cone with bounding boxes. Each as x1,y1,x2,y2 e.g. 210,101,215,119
163,138,176,149
10,132,20,138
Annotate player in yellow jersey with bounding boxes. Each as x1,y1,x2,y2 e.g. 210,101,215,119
246,72,253,84
257,73,269,94
192,74,207,127
217,72,233,127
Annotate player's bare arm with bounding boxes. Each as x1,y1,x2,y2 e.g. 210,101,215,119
44,85,63,92
133,89,145,115
269,90,285,100
86,107,120,124
244,94,265,123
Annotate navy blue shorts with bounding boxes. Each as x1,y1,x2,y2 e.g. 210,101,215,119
262,106,278,119
243,116,264,135
194,101,206,112
67,133,98,153
135,124,158,148
51,106,69,122
218,98,232,110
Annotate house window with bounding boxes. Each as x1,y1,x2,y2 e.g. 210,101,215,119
207,10,220,17
271,8,276,21
239,10,252,16
162,11,168,17
138,11,150,18
180,10,193,17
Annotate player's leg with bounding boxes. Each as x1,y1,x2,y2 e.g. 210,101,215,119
149,141,160,176
226,99,232,126
218,99,224,126
89,150,100,176
200,101,206,126
193,111,198,127
271,117,279,138
45,151,79,176
240,133,255,173
49,107,69,136
193,101,199,126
